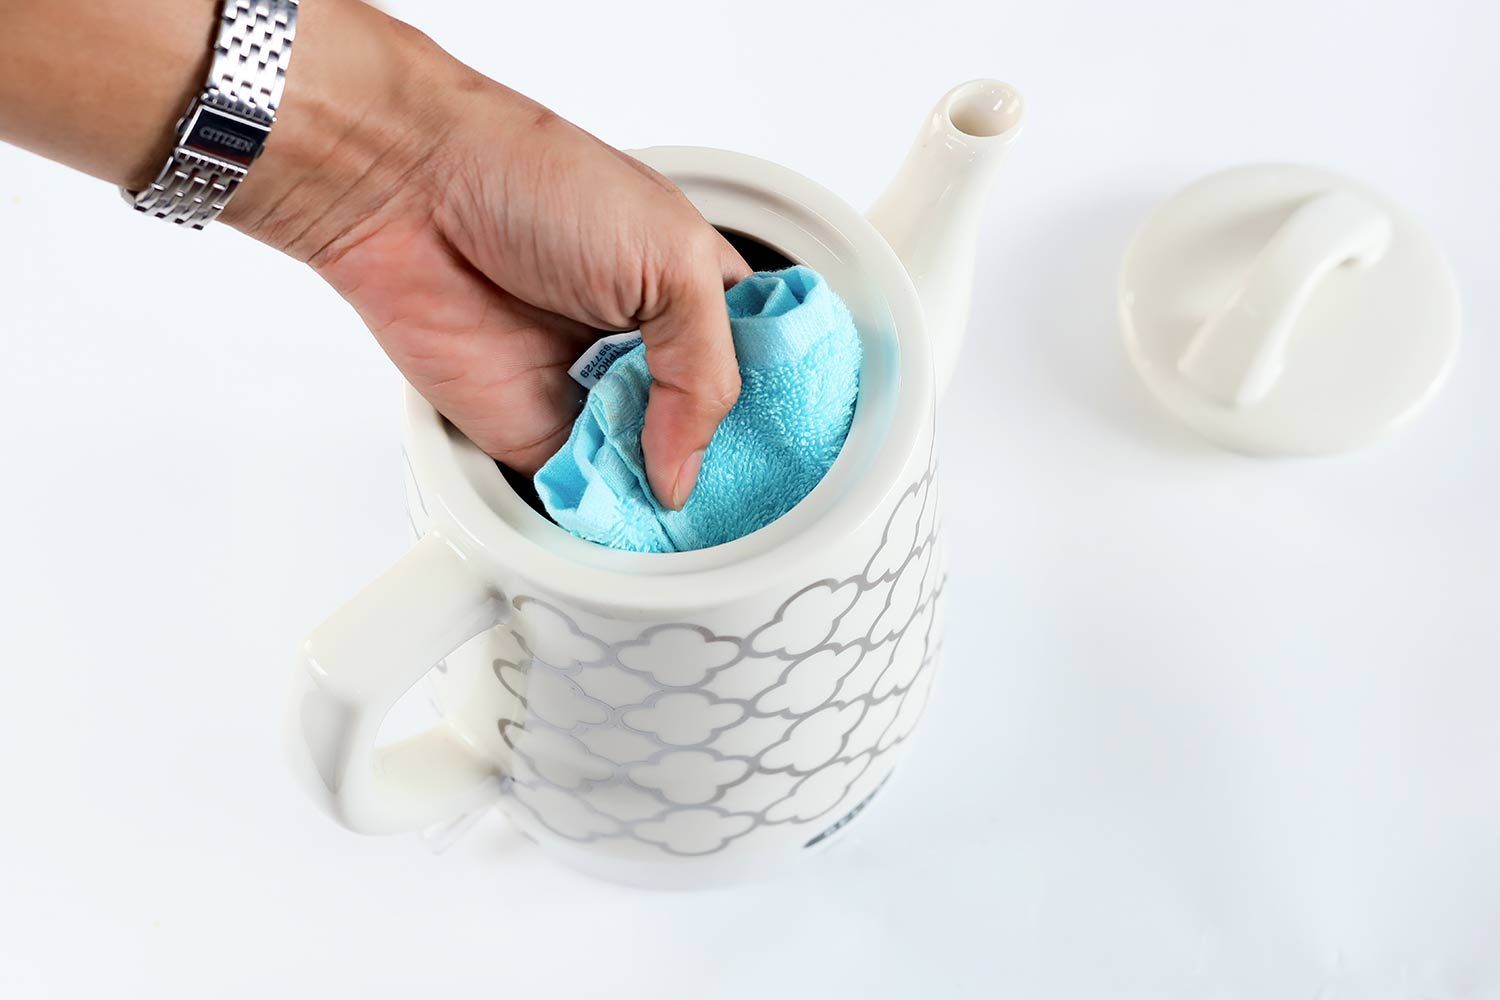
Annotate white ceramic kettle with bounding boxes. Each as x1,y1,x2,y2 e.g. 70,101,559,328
291,79,1023,887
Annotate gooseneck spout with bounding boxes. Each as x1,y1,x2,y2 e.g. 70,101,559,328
867,80,1023,397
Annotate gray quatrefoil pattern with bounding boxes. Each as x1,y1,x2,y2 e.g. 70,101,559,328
493,448,947,859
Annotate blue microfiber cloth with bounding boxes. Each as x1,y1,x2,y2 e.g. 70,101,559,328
535,266,861,553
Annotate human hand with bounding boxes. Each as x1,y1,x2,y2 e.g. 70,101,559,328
227,0,750,508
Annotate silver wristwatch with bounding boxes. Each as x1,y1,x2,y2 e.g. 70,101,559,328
123,0,299,230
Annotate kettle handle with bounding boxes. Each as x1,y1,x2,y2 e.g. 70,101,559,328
288,532,507,834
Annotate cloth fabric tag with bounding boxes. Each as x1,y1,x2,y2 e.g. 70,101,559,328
568,331,644,388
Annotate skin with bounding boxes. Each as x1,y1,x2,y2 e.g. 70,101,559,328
0,0,748,508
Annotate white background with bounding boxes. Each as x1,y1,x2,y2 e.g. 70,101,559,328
2,0,1497,996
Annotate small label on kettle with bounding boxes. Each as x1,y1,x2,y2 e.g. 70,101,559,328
803,774,890,849
569,331,643,388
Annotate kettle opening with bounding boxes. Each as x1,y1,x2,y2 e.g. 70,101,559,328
417,145,929,593
494,229,805,526
944,79,1024,139
718,228,799,272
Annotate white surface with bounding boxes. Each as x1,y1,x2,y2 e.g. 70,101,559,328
0,0,1496,995
1122,165,1461,455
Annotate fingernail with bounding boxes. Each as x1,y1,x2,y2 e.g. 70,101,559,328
670,448,706,510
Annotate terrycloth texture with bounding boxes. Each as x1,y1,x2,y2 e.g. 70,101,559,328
535,266,861,553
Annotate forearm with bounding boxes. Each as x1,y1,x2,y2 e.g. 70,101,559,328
0,0,480,259
0,0,215,189
1,0,743,493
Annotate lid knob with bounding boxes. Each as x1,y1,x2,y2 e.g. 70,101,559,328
1119,165,1461,456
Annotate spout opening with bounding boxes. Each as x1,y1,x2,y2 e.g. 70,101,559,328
945,80,1023,138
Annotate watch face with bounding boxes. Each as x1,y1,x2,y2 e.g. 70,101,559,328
182,105,269,169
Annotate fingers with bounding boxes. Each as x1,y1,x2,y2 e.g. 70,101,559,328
597,139,751,291
321,223,595,475
410,291,594,473
718,232,753,286
638,258,743,510
465,367,586,473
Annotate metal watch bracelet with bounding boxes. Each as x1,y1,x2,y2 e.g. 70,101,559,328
123,0,299,230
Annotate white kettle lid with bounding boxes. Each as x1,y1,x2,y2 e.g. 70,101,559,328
1118,164,1461,456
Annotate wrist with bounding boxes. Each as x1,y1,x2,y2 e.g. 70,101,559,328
220,0,465,260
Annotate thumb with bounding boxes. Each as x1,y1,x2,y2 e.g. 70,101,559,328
638,253,748,510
